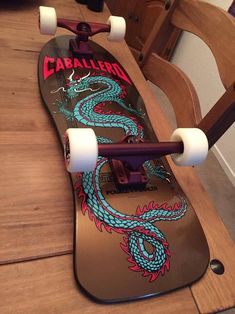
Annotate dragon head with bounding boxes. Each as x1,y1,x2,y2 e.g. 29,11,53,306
51,70,99,98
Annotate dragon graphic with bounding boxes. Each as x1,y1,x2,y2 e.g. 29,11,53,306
51,69,187,282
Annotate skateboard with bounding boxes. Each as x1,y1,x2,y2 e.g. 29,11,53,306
38,6,210,302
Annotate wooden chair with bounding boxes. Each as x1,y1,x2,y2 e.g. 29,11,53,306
138,0,235,148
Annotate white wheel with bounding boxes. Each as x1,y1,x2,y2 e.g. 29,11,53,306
106,16,126,42
64,128,98,173
39,6,57,35
170,128,208,166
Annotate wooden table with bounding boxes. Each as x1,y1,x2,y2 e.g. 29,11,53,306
0,1,234,313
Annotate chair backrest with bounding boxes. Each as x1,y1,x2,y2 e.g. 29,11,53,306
171,0,235,89
141,0,235,144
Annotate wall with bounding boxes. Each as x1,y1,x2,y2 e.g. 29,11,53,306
171,0,235,186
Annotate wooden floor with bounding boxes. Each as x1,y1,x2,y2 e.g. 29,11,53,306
0,1,234,313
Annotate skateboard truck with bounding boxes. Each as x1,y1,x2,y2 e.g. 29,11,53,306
98,136,183,189
39,7,125,56
57,18,110,56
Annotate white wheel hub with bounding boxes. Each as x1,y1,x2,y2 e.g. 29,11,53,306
39,6,57,35
170,128,208,166
64,128,98,173
107,15,126,42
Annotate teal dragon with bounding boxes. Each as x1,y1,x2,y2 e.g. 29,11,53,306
52,69,187,282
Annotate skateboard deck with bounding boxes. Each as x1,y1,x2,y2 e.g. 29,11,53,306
38,35,209,302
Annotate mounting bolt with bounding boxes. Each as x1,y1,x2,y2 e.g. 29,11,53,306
210,259,225,275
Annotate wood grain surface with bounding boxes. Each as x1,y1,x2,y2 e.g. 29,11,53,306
0,255,199,314
0,1,234,313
